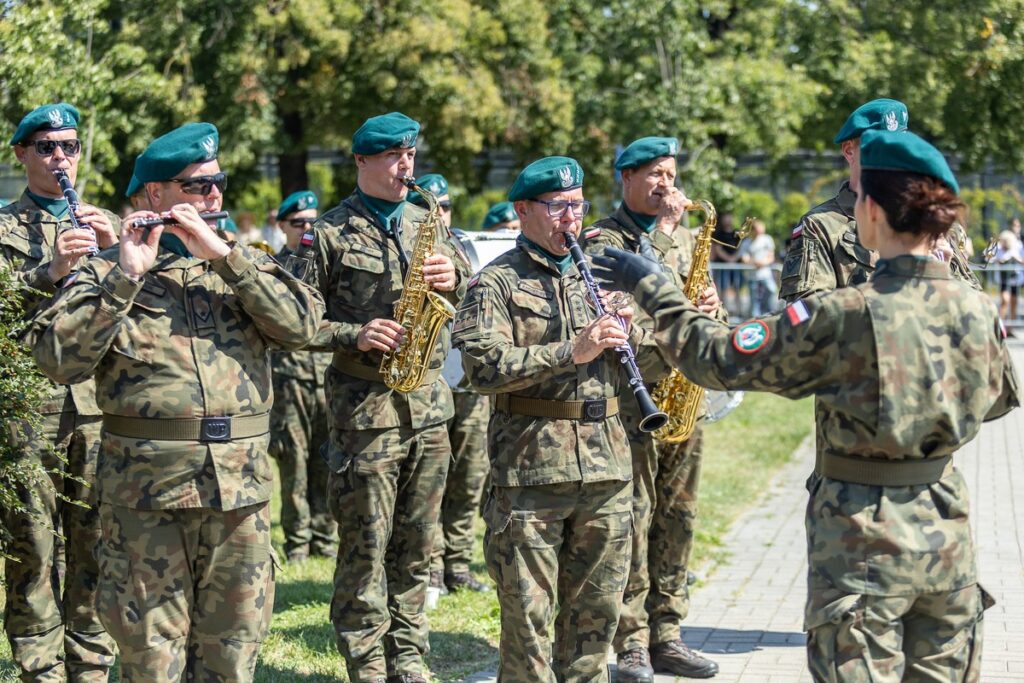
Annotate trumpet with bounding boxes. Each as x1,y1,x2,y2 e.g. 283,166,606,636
131,211,230,229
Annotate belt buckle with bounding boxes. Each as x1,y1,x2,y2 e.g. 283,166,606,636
200,417,231,442
581,399,607,422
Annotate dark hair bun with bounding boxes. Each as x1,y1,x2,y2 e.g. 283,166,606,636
860,170,965,237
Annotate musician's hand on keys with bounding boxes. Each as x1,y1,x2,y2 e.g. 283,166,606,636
696,283,721,314
47,228,100,282
591,247,662,293
357,319,406,352
572,315,630,364
423,253,457,291
166,204,230,261
119,211,163,280
76,204,118,248
656,187,690,235
599,289,635,333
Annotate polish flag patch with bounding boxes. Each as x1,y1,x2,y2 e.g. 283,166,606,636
300,231,314,247
582,227,601,240
467,274,481,289
63,272,79,288
786,300,810,326
790,225,804,239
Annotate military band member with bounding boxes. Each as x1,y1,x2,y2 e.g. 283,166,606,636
454,156,649,682
286,112,464,683
482,200,521,232
1,102,118,682
582,137,720,681
407,174,491,594
268,190,337,562
595,130,1019,683
30,122,324,681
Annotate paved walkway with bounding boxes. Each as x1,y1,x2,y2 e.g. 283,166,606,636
466,346,1024,682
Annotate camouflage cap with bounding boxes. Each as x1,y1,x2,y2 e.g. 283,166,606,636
352,112,419,155
407,173,448,207
135,122,219,183
614,136,679,171
508,156,584,202
277,190,319,220
482,201,517,229
860,129,959,194
9,102,80,146
834,98,909,144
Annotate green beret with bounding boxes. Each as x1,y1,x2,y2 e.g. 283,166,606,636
508,156,584,202
860,129,959,194
277,190,319,220
352,112,419,155
135,122,219,183
125,173,142,199
407,173,448,207
9,103,80,146
482,201,517,229
834,98,909,144
216,217,239,233
614,136,679,171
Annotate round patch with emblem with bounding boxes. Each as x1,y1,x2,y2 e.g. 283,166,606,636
732,320,770,354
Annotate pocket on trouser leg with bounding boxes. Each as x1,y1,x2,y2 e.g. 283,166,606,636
805,594,875,683
961,585,993,683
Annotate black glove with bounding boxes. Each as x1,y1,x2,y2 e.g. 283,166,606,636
591,246,663,293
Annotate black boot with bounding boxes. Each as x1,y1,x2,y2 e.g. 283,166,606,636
615,647,654,683
444,570,491,593
651,639,719,678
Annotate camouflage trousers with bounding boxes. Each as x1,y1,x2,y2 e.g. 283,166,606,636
95,501,276,682
430,392,490,576
614,414,704,651
327,424,450,682
805,582,991,682
268,375,337,559
483,479,633,683
1,410,114,683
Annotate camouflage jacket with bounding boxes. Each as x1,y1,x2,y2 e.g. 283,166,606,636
780,181,981,301
634,254,1019,594
286,192,467,430
29,244,325,510
0,190,121,416
270,246,332,384
453,241,651,487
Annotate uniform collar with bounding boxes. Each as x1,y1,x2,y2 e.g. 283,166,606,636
14,189,65,225
872,254,950,280
517,237,575,276
837,181,856,218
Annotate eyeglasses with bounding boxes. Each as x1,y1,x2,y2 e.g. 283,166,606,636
25,139,81,157
287,217,316,228
438,201,452,211
532,198,591,218
169,172,228,196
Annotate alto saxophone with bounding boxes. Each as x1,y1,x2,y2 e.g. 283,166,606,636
380,177,457,393
650,200,755,443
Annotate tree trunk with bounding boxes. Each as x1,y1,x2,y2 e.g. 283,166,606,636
278,110,308,196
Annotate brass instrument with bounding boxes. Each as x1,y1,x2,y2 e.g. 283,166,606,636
380,177,457,393
247,240,276,254
651,200,750,443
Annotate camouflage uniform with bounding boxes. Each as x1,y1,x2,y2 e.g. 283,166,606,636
30,242,324,681
286,193,465,682
453,240,651,682
0,192,116,682
429,379,490,580
269,246,337,560
631,254,1020,682
582,208,716,652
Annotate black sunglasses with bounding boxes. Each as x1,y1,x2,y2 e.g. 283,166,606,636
438,201,452,211
26,139,81,156
169,172,228,196
287,217,316,228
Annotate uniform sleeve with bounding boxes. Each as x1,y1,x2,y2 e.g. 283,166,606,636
438,224,470,307
985,322,1021,421
779,218,837,302
633,271,850,399
31,259,140,385
453,276,576,393
209,244,324,350
286,226,362,352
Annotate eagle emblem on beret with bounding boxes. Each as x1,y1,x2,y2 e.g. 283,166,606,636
297,196,309,209
884,111,899,131
668,140,678,155
558,165,574,188
48,109,64,128
201,136,217,159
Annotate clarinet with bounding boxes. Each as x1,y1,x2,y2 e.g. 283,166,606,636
53,169,98,256
563,231,669,432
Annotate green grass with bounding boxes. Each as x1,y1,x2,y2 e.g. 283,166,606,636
0,392,812,682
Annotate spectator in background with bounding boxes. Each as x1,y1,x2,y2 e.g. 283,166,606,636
710,211,741,310
994,224,1024,331
739,219,777,317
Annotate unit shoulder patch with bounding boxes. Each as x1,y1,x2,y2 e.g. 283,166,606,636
732,320,771,354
